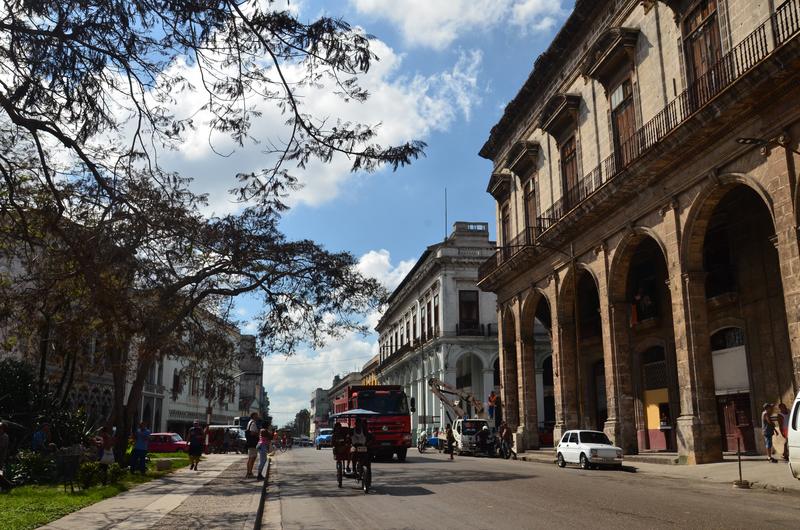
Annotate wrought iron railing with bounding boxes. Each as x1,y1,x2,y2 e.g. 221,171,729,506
479,3,798,283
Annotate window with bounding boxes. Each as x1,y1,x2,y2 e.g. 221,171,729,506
560,136,578,207
524,180,536,230
427,300,433,336
458,291,480,334
421,306,427,339
433,295,440,333
610,78,637,167
501,203,511,252
793,402,800,431
683,0,722,101
405,319,410,345
579,432,611,445
568,432,578,443
412,310,417,339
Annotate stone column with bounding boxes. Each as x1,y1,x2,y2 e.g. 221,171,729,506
514,298,539,450
497,307,520,429
767,144,800,389
547,273,576,444
607,301,638,454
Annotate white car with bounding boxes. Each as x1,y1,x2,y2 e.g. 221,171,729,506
788,391,800,480
556,430,623,470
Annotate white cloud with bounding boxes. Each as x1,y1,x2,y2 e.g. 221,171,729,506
357,249,415,291
350,0,569,49
264,248,414,427
141,40,482,214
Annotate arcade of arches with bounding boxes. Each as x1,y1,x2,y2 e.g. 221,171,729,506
495,181,800,464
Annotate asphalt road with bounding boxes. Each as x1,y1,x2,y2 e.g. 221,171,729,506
271,447,800,529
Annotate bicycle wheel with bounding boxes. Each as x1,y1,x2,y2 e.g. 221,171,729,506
362,463,371,494
336,461,343,488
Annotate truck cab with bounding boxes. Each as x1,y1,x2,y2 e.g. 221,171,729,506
452,418,490,455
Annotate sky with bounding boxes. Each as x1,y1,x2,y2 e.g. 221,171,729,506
162,0,575,427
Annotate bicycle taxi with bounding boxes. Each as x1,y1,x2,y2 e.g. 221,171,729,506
330,408,377,493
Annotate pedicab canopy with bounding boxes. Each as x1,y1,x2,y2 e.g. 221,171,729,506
330,409,379,418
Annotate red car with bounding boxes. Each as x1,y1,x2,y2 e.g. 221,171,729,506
148,432,189,452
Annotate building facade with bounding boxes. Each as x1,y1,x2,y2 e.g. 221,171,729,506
377,222,500,434
361,354,380,386
478,0,800,464
310,387,331,437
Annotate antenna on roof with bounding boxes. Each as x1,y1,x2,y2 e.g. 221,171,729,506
444,187,448,243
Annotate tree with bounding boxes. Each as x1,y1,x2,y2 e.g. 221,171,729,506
0,0,425,214
294,408,310,437
0,1,421,460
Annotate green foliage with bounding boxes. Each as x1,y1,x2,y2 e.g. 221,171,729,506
7,450,55,485
0,358,34,421
107,463,126,484
45,407,99,448
77,461,100,489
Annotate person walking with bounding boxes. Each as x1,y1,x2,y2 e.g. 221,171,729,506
762,403,778,463
256,428,270,480
129,421,151,475
778,403,790,461
187,420,204,471
97,424,116,484
445,424,455,460
245,412,260,478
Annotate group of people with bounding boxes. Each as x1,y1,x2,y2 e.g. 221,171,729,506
762,402,791,463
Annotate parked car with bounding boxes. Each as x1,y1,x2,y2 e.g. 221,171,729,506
315,428,333,449
149,432,189,453
556,430,623,470
788,391,800,479
299,436,312,447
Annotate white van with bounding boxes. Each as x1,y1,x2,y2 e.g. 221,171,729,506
788,392,800,479
452,418,490,455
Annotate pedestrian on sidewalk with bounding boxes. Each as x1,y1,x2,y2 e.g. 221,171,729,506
129,421,151,475
245,412,260,478
762,403,778,463
97,424,116,484
446,424,455,460
188,420,204,471
778,403,790,461
256,428,269,480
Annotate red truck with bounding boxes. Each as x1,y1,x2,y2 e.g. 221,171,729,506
333,385,414,461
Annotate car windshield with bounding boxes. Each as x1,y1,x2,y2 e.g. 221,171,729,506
462,421,485,435
319,429,333,436
171,434,183,442
356,391,409,414
579,432,611,445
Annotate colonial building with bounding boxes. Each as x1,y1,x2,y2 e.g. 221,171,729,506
310,387,331,437
377,222,500,433
478,0,800,464
361,354,380,386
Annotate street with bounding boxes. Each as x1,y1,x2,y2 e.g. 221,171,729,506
269,447,800,529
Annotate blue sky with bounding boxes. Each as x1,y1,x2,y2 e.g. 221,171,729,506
165,0,575,426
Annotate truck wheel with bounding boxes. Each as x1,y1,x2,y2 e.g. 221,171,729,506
396,448,407,462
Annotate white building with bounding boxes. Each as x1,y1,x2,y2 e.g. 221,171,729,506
376,222,499,434
309,387,331,437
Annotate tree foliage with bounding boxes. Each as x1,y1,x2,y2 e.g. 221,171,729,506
0,0,415,458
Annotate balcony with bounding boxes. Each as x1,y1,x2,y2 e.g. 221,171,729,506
479,1,800,288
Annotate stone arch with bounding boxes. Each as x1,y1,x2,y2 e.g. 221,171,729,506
558,262,601,321
609,228,670,303
682,173,776,272
500,305,520,429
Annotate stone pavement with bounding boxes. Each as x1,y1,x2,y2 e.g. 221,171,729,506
42,454,264,530
517,449,800,494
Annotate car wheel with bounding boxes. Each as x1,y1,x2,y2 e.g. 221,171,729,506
580,453,592,470
397,448,407,462
557,453,566,468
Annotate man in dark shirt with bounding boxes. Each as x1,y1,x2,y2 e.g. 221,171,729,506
187,420,204,471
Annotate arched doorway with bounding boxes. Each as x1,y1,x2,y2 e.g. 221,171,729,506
540,356,555,445
530,294,555,445
560,268,606,431
456,352,485,416
711,327,755,452
615,234,679,453
500,309,519,429
688,183,795,455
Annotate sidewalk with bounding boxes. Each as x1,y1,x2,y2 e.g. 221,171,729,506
41,454,263,530
517,449,800,494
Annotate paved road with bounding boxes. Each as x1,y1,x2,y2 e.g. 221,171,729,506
270,447,800,529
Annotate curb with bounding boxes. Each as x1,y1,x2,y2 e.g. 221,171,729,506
253,457,271,530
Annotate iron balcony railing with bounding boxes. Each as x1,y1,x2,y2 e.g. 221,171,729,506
480,1,799,283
